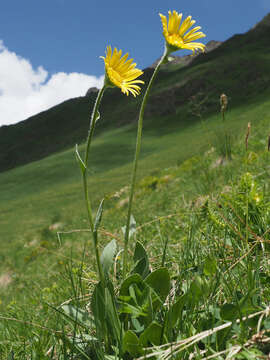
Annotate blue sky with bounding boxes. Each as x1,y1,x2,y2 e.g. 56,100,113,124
0,0,269,125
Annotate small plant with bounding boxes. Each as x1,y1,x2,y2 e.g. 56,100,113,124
245,122,251,151
215,93,233,161
61,9,207,359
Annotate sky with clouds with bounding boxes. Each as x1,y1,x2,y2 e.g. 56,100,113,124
0,0,269,126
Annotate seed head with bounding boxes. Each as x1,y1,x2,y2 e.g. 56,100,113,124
220,93,228,112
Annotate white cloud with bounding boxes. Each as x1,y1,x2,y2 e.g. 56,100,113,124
0,40,104,126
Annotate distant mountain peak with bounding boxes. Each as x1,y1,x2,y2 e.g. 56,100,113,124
85,87,99,97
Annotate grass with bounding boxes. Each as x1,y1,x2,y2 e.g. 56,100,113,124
0,88,270,358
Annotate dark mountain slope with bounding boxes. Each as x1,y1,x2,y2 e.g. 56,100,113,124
1,13,270,173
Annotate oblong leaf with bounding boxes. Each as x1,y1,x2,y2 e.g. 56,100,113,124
220,303,238,321
139,321,163,346
203,256,217,276
90,282,106,338
120,273,144,296
123,330,143,357
165,294,186,331
145,267,170,302
61,304,93,329
100,239,117,277
132,241,150,279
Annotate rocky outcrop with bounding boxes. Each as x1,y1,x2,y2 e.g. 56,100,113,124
85,87,99,96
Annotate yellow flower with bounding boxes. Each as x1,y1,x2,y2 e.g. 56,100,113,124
101,46,144,97
159,10,206,54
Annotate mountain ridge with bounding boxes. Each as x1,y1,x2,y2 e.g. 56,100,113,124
1,12,270,173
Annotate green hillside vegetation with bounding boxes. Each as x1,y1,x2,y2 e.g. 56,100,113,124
0,13,270,359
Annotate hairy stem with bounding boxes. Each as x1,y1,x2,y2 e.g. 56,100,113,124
83,85,106,283
123,48,169,278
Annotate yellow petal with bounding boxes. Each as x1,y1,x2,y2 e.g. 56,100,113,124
102,46,143,97
160,10,205,54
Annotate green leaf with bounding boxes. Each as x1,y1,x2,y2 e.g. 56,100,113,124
189,276,205,302
131,317,145,333
105,280,122,344
61,304,93,329
145,267,170,302
94,198,104,233
220,303,238,321
63,333,98,356
75,144,86,172
118,302,146,317
100,239,117,277
140,322,163,346
239,289,259,316
264,318,270,330
91,282,106,339
203,256,217,276
132,241,150,279
121,214,136,239
165,294,186,332
122,330,143,357
91,280,122,346
134,241,147,263
120,273,144,296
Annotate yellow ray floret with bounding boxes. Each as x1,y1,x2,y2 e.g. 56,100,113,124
159,10,206,53
101,46,144,97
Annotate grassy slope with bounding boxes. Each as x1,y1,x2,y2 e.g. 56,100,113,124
1,89,270,305
1,14,270,303
0,91,270,358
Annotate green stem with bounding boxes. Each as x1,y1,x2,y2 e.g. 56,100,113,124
123,47,169,278
82,85,106,284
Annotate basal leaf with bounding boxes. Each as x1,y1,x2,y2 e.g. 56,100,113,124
145,267,170,302
105,280,121,344
220,303,238,321
139,321,163,346
100,239,117,277
120,273,144,296
61,304,93,329
122,330,143,357
118,302,146,317
91,282,106,338
165,294,186,332
132,241,150,279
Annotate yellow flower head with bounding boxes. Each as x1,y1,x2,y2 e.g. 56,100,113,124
101,46,144,97
159,10,206,54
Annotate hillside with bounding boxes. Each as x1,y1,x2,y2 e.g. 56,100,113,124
1,13,270,173
1,86,270,358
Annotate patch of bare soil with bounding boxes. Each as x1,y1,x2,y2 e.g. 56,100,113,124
0,273,12,288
